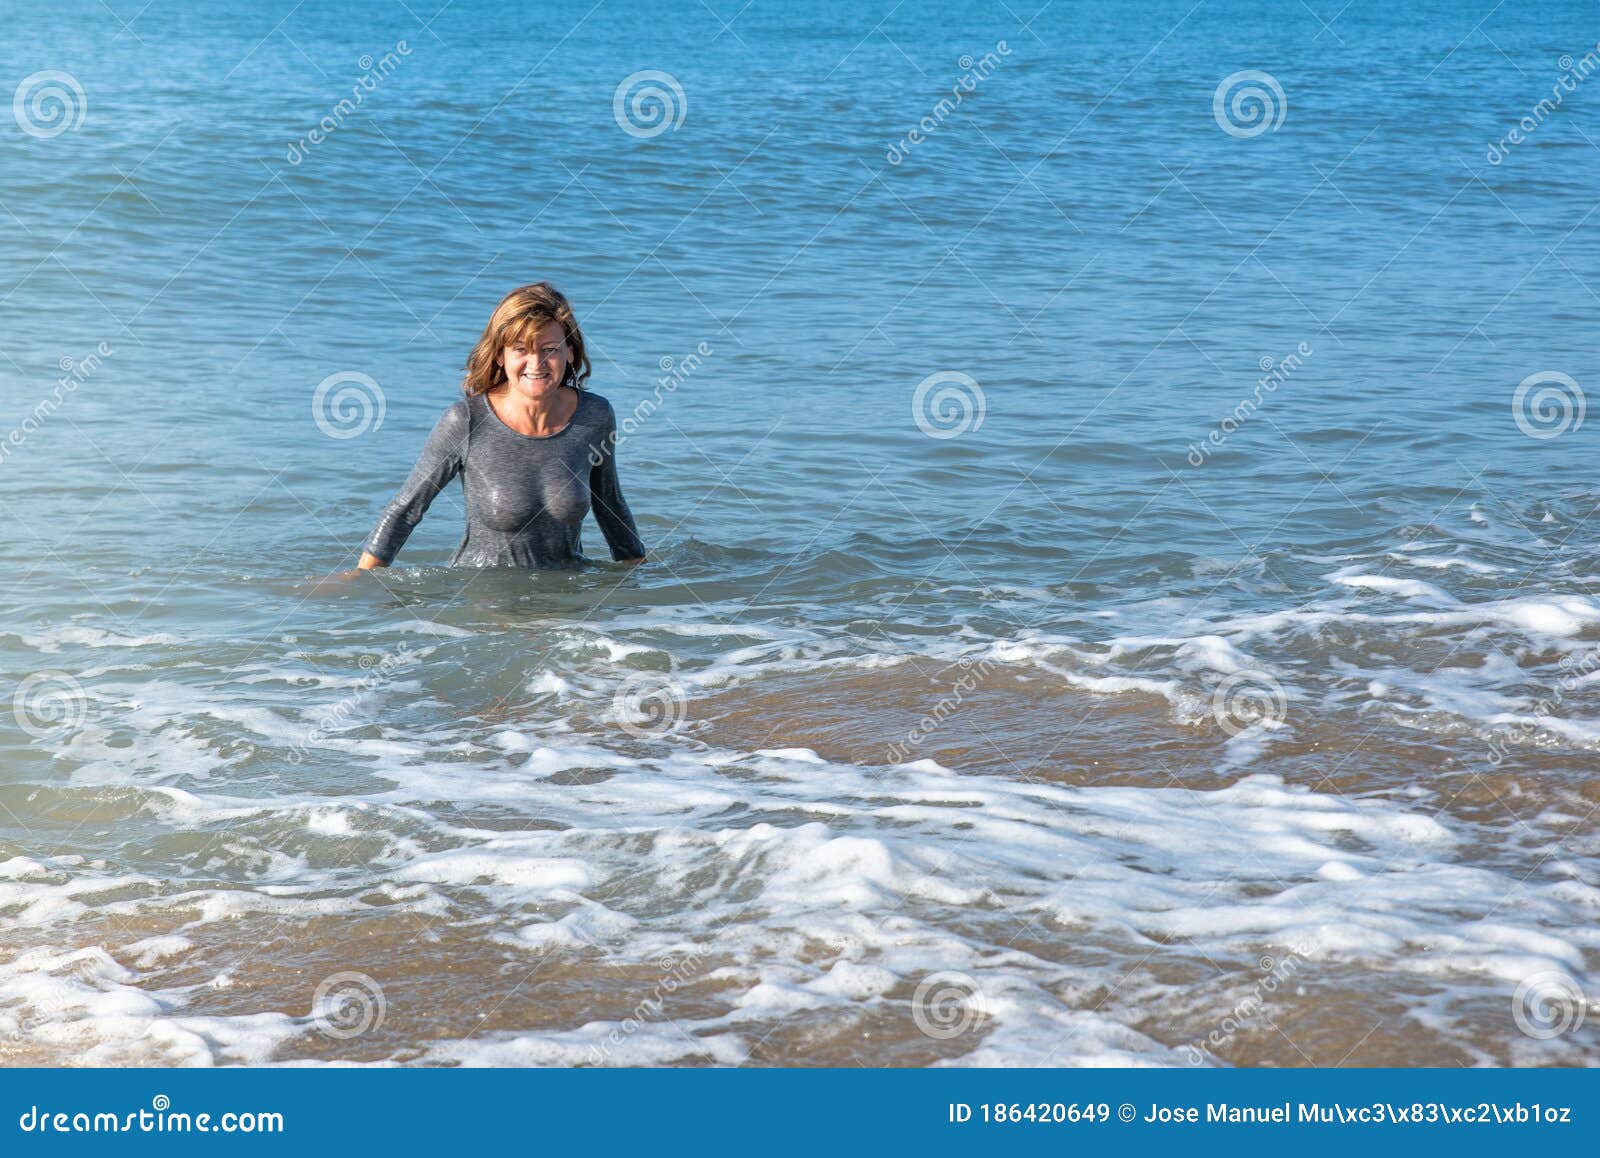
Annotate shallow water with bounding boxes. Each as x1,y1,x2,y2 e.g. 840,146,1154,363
1,0,1599,1065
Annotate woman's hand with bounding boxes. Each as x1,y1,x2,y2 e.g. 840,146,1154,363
310,552,388,589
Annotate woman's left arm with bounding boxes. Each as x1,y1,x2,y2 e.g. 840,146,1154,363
590,401,646,564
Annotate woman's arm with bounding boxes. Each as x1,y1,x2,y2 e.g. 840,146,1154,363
361,400,469,567
590,401,646,564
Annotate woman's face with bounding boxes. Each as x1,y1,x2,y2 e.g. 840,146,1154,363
500,320,570,398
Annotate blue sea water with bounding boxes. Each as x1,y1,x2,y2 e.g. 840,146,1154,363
0,0,1598,1066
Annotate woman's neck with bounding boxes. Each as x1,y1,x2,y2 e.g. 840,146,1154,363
489,384,576,436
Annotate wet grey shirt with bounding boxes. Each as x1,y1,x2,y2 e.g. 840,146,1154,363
364,388,645,568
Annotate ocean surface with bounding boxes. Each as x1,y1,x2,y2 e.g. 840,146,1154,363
2,0,1599,1066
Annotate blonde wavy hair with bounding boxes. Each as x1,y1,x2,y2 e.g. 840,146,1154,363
463,282,591,396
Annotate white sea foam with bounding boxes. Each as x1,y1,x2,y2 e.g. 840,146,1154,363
16,625,183,653
6,720,1596,1066
9,540,1600,1067
426,1023,748,1067
1386,552,1505,575
1330,572,1456,602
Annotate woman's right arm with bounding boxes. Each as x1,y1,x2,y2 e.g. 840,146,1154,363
360,400,469,568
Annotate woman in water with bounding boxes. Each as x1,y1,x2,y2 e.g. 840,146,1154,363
357,283,646,570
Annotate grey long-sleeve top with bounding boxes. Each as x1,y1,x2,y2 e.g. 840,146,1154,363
363,388,646,568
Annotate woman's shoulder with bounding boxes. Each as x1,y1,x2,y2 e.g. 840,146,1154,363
423,395,472,444
577,388,617,422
